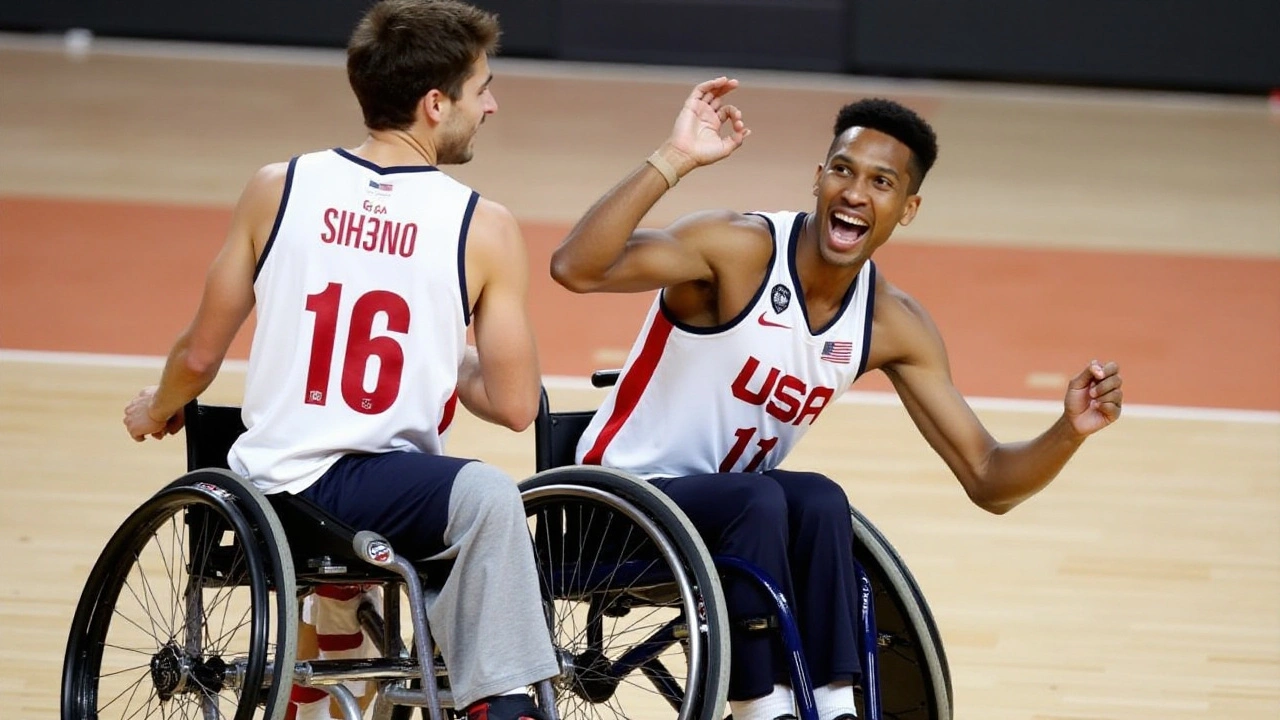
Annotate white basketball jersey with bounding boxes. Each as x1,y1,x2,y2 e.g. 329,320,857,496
228,149,476,494
575,211,876,479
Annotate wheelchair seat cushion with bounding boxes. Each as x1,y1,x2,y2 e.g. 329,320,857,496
269,491,454,587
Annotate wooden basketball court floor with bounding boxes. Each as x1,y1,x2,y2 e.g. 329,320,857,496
1,32,1278,719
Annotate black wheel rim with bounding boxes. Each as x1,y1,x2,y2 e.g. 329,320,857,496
525,489,709,720
63,487,273,719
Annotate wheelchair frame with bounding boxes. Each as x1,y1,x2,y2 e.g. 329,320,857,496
61,379,952,720
534,373,953,720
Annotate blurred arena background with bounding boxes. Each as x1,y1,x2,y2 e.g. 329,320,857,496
1,1,1277,718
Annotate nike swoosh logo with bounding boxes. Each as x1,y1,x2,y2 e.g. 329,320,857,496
757,312,791,329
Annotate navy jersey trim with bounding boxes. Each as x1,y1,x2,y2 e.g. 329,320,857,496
658,212,779,336
331,148,439,175
253,156,298,282
787,211,861,337
457,191,480,327
855,261,877,378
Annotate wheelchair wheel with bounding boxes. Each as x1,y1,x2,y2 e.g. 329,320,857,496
63,469,298,720
521,466,730,720
851,507,953,720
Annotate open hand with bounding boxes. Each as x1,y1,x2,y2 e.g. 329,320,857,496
1064,360,1122,436
664,77,750,172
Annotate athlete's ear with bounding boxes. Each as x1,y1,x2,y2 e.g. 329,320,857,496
421,88,449,125
898,195,921,226
812,162,823,196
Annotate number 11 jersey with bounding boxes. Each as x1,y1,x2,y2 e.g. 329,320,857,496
229,149,477,494
575,211,877,479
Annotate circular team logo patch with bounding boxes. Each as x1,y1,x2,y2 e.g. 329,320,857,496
771,284,792,314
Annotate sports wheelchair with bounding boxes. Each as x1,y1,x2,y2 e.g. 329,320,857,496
62,373,951,720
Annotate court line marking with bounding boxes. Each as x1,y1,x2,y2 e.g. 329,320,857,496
4,349,1277,425
0,32,1263,113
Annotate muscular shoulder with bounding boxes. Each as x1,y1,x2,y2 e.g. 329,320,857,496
463,197,528,294
669,209,773,269
237,162,291,222
867,273,948,373
236,162,291,252
670,209,771,244
466,197,522,254
243,162,291,202
876,275,931,325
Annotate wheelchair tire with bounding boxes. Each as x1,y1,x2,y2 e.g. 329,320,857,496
62,469,298,720
850,507,953,720
520,466,731,720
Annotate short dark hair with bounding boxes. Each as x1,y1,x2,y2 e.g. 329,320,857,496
347,0,501,131
831,99,938,192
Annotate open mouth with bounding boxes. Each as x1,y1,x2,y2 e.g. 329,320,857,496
829,210,869,250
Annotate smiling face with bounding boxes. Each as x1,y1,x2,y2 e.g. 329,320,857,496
811,127,921,268
435,53,498,164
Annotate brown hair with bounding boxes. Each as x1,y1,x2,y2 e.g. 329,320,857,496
347,0,501,130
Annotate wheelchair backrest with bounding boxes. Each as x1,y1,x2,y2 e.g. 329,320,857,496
181,399,409,584
185,387,603,484
189,385,605,475
533,371,619,472
183,400,245,472
534,400,595,471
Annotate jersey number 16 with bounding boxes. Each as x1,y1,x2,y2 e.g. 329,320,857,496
303,282,409,414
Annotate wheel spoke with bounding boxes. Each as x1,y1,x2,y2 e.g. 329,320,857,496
524,476,725,720
65,478,295,720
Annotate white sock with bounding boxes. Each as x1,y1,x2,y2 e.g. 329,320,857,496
813,681,857,720
729,684,794,720
304,587,375,708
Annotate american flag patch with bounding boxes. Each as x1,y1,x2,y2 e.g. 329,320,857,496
820,340,853,364
368,179,394,192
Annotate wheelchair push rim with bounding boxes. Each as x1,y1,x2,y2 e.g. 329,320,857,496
62,470,297,720
850,507,953,720
521,466,731,720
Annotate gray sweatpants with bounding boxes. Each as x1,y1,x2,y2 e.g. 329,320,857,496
303,457,558,708
422,462,559,706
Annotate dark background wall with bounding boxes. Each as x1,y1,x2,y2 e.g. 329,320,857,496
1,0,1275,94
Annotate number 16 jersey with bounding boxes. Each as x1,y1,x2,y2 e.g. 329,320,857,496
229,149,477,494
575,211,876,479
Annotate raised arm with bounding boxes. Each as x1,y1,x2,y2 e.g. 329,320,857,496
123,163,285,441
457,198,542,431
550,77,751,294
872,279,1123,514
